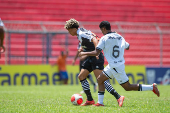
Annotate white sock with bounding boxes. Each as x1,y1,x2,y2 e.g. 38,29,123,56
98,92,104,104
141,84,153,91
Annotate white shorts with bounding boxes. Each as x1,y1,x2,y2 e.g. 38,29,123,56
103,64,129,84
0,18,4,26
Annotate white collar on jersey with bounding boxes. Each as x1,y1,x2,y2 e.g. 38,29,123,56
77,28,81,36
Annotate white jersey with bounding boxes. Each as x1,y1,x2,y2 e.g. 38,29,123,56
96,32,129,68
0,18,4,26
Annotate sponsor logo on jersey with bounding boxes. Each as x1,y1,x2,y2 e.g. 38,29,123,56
81,46,87,48
108,36,122,40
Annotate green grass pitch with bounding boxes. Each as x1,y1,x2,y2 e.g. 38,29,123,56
0,85,170,113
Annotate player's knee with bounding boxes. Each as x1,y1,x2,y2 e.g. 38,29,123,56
78,75,82,80
78,75,85,81
97,77,104,85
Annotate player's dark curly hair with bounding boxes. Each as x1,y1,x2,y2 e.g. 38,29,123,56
64,18,79,29
99,21,111,30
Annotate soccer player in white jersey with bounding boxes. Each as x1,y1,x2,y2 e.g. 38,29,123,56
65,19,125,107
0,18,5,53
79,21,160,106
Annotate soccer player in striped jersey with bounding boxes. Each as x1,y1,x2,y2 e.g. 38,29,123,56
0,18,5,53
65,19,124,106
79,21,160,106
72,43,97,92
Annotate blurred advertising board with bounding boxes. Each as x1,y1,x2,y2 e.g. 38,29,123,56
146,67,170,85
0,65,146,85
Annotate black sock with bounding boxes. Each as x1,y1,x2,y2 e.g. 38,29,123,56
80,79,93,101
110,89,121,99
84,90,93,101
98,91,105,95
104,80,121,99
138,84,142,91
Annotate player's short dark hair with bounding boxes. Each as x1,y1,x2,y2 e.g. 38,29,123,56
99,21,111,30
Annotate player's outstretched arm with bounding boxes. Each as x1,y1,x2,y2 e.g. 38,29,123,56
79,55,88,61
79,49,101,57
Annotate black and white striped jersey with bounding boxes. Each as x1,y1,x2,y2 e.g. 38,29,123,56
0,18,4,26
77,28,96,52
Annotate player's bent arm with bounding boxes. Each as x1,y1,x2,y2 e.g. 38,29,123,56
0,26,5,52
79,49,101,57
72,50,79,65
78,46,83,52
79,55,88,61
126,44,130,50
0,26,4,47
125,41,130,50
91,36,98,48
72,49,88,65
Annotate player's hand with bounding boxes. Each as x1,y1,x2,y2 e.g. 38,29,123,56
96,55,99,59
72,60,75,65
0,45,5,53
78,52,84,57
78,48,83,53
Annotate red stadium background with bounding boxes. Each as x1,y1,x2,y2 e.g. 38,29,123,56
0,0,170,66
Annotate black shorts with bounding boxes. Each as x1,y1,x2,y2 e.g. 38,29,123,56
79,60,84,71
81,52,104,73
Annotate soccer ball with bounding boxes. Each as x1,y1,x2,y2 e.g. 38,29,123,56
71,94,83,105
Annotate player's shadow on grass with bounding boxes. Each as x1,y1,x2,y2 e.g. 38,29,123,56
102,105,135,108
78,103,136,108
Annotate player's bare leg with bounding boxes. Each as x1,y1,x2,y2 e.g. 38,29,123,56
78,69,95,106
93,69,122,101
93,71,125,107
78,69,90,80
121,81,160,97
97,72,108,91
63,79,68,85
120,81,139,91
93,72,106,106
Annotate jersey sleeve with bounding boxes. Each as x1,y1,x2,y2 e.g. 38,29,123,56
0,19,4,26
77,43,81,49
96,37,105,51
80,31,94,42
125,41,130,49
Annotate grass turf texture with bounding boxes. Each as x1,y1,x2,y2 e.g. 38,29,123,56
0,85,169,113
